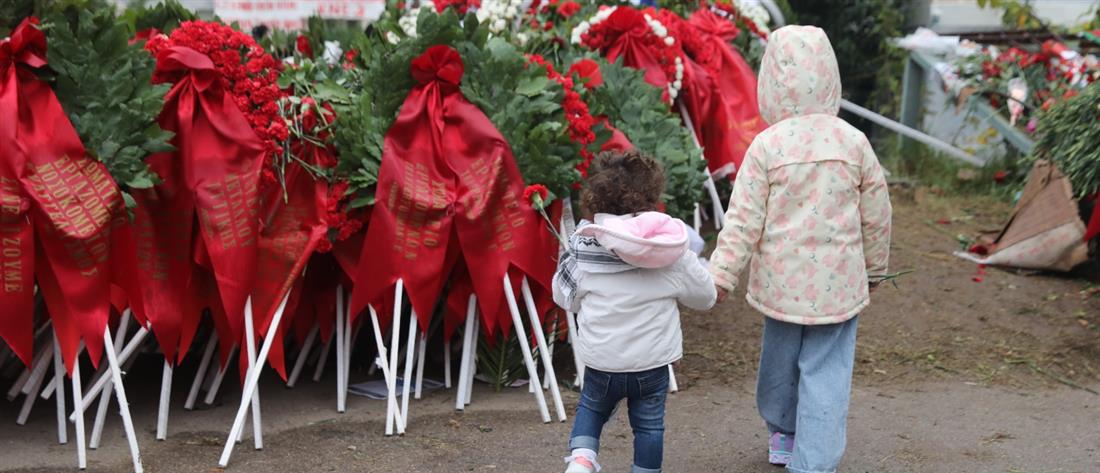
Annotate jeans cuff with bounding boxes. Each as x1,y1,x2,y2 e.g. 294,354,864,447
569,435,600,452
632,465,661,473
787,466,835,473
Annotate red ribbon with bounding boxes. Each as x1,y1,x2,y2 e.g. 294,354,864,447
657,9,745,178
350,45,559,338
688,8,767,176
0,19,40,368
248,142,328,380
135,46,265,367
1,19,141,371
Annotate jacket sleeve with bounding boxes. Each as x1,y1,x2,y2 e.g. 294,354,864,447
709,140,769,292
551,252,583,313
675,252,717,310
858,138,892,277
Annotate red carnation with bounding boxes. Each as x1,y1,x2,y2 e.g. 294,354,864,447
557,1,580,18
296,35,313,57
568,59,603,89
524,184,550,209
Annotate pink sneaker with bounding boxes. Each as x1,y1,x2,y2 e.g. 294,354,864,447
769,432,795,466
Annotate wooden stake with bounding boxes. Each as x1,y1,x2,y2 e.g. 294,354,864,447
203,345,236,406
399,309,418,433
387,281,404,435
502,275,550,423
71,355,86,470
367,305,404,435
91,314,130,450
242,298,263,450
51,333,67,444
521,278,567,422
185,331,218,410
72,326,148,420
287,325,317,388
218,294,289,467
103,328,143,472
156,360,172,440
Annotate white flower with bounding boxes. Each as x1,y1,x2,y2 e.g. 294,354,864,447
386,31,401,44
322,40,343,65
664,36,674,46
673,80,681,89
516,32,529,46
492,18,507,32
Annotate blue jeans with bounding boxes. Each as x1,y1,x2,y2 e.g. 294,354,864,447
757,316,858,473
569,365,669,473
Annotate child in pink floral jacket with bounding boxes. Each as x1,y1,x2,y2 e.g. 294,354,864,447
709,25,892,473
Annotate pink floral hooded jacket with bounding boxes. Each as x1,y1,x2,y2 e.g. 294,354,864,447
709,25,892,325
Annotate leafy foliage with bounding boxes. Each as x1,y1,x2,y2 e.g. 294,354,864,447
0,0,33,36
585,58,705,219
461,36,585,199
784,0,906,119
975,0,1043,30
40,2,173,203
1029,84,1100,197
119,0,195,35
476,330,538,392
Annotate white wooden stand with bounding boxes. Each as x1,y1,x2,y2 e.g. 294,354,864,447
218,293,290,467
502,275,551,423
184,331,218,410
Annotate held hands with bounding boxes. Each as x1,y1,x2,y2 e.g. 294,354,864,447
715,286,729,304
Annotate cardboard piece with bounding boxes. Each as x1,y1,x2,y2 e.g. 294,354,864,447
957,160,1089,271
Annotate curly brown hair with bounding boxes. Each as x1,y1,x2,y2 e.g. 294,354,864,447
580,149,667,219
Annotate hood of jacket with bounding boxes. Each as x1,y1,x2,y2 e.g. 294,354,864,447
757,25,842,125
576,212,689,269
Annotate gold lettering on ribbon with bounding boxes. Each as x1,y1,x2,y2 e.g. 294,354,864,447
198,173,260,251
0,177,25,293
456,149,526,254
390,162,446,261
256,200,309,299
24,156,120,277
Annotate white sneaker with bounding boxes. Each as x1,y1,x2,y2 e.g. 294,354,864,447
564,457,596,473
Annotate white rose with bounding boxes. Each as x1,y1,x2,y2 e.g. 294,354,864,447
492,18,507,32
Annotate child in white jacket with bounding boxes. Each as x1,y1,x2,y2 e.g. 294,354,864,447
553,150,716,473
709,26,892,473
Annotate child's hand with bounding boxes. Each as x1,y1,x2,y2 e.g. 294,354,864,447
716,286,728,303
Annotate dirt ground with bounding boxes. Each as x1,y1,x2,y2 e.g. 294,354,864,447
1,192,1098,473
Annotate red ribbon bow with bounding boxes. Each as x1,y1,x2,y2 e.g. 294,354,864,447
0,18,47,69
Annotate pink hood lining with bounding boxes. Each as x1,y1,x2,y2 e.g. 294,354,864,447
577,212,689,268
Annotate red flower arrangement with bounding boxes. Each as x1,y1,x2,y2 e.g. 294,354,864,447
526,54,599,178
572,6,685,102
146,20,288,189
710,0,769,40
434,0,480,15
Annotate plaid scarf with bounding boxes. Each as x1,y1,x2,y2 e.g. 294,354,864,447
554,220,635,310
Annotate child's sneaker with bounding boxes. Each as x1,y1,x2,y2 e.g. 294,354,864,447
564,449,600,473
564,457,596,473
768,432,795,466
